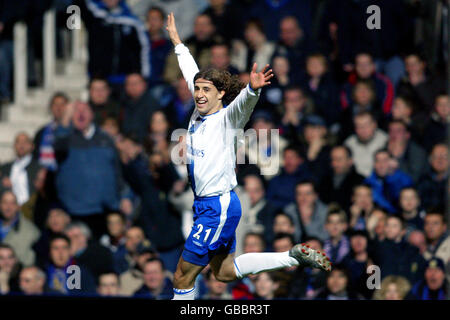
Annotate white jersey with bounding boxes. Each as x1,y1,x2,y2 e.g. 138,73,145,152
175,43,261,197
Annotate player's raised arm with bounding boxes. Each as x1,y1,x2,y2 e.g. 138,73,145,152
166,13,199,95
226,63,274,128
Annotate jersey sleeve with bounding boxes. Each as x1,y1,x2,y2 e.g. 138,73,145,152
174,43,199,96
225,84,261,129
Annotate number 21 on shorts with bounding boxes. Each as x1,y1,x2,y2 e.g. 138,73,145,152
193,224,212,243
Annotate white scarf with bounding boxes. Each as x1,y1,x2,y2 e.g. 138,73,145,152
10,154,32,205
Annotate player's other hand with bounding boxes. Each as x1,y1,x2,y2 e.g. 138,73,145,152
249,63,274,90
166,12,182,46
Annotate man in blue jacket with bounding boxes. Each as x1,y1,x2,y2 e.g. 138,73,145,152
53,101,121,238
365,149,413,213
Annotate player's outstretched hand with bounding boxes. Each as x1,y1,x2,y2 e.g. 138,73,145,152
249,63,274,90
166,12,182,47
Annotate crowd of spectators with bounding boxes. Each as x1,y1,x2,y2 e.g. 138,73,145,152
0,0,449,300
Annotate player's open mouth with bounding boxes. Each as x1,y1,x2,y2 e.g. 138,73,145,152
196,99,208,107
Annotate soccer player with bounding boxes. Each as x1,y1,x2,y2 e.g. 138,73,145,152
166,13,331,300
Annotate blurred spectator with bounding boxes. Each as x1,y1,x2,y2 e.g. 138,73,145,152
422,93,450,152
64,222,114,279
88,78,120,126
44,234,96,294
202,0,243,42
300,115,332,182
274,15,311,81
272,232,295,254
231,18,275,74
242,232,266,254
375,159,406,205
341,80,382,137
117,136,184,273
284,180,328,242
121,73,161,142
253,272,280,300
246,111,287,180
279,86,313,142
340,53,394,127
166,78,195,129
372,275,412,300
33,92,69,171
373,215,426,284
314,264,363,300
386,119,428,183
242,174,277,245
19,266,59,296
118,240,157,296
344,111,388,177
348,184,375,231
54,101,121,238
97,272,121,297
0,190,40,266
129,0,208,41
342,230,373,299
272,212,296,241
133,258,173,299
422,211,450,281
146,7,172,85
0,132,41,205
365,149,413,213
338,0,412,86
323,207,350,264
411,258,448,300
109,225,148,275
144,110,172,159
389,95,425,143
399,187,426,232
249,1,312,42
99,212,127,254
209,42,239,75
318,145,364,211
0,244,21,294
201,268,232,300
397,52,445,112
408,230,427,256
100,116,121,141
164,13,221,84
417,143,449,209
260,55,291,106
33,208,71,268
302,53,340,126
366,208,388,241
266,145,309,210
288,236,327,299
75,0,150,84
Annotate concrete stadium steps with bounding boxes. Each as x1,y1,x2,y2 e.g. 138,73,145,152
0,58,88,164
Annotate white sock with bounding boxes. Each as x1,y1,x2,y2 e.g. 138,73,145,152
233,251,299,279
172,287,196,300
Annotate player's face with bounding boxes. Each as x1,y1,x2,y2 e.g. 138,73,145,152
194,79,225,116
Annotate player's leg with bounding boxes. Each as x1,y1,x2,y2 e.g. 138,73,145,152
172,256,205,300
211,244,332,282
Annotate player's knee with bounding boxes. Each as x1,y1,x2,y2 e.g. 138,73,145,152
213,271,236,283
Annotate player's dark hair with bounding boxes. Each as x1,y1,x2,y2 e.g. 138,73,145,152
194,68,245,105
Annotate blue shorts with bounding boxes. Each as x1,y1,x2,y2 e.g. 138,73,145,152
182,190,242,266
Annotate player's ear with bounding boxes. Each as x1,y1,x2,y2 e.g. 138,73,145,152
218,90,225,100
